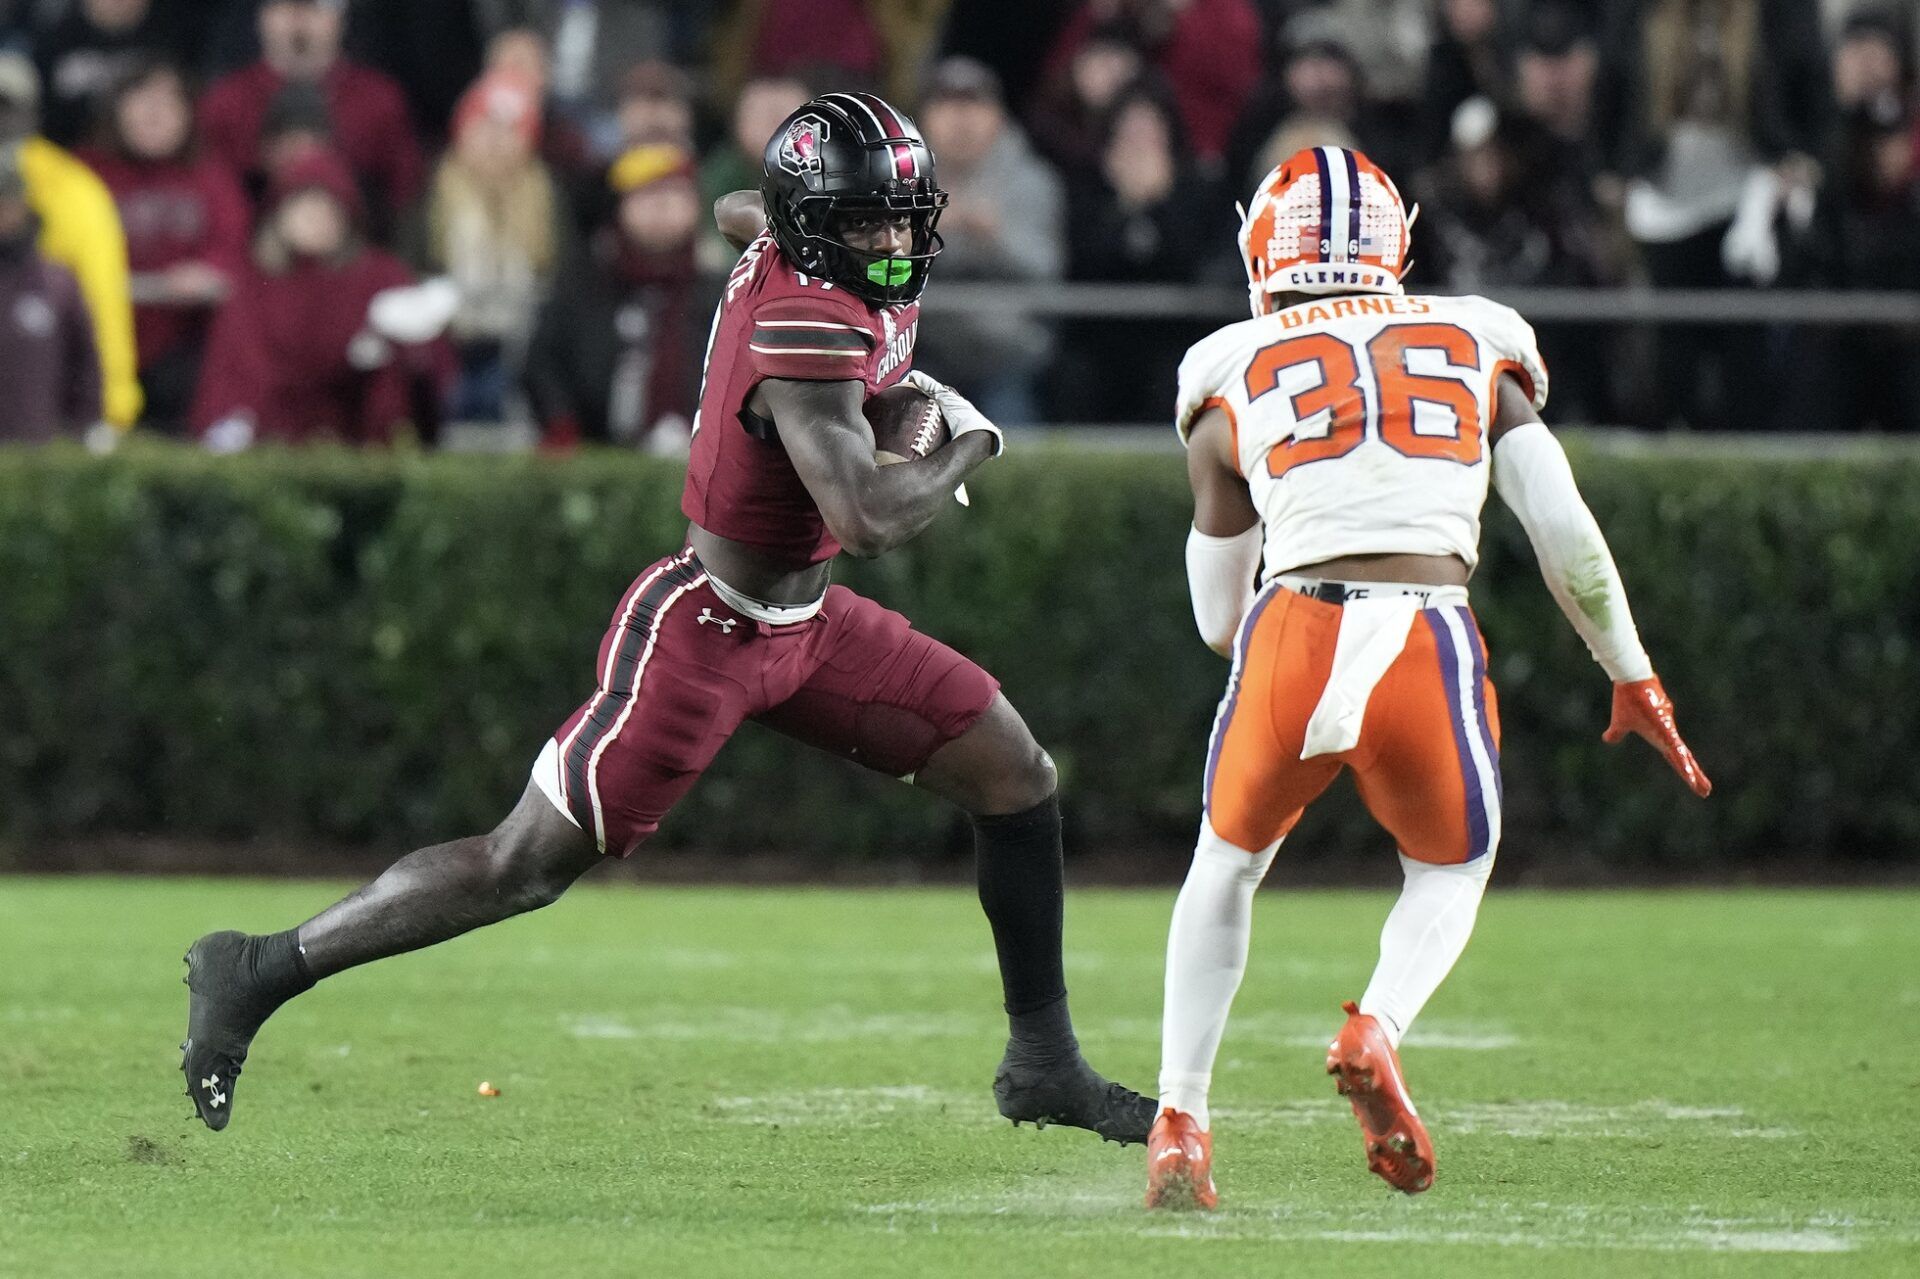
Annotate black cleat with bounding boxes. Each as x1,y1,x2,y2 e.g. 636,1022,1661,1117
180,931,273,1131
993,1041,1158,1145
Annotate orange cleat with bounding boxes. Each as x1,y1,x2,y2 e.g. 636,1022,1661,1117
1144,1108,1217,1210
1326,1001,1435,1194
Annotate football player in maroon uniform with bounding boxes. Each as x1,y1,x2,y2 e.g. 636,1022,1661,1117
180,92,1155,1146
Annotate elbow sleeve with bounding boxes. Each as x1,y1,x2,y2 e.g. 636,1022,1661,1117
1186,524,1262,654
1492,424,1652,682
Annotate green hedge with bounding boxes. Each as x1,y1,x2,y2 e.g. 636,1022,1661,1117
1,439,1915,873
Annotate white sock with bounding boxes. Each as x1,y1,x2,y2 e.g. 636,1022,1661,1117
1158,819,1279,1131
1358,852,1496,1047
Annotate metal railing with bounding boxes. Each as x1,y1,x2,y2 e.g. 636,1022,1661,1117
919,283,1920,327
131,273,1920,326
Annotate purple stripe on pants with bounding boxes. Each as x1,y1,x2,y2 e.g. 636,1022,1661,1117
1459,606,1503,816
1424,607,1489,860
1203,584,1282,813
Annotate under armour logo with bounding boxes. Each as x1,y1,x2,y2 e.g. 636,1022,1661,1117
202,1074,226,1108
697,608,737,633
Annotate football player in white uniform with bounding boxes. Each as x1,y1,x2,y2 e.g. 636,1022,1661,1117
1144,147,1712,1209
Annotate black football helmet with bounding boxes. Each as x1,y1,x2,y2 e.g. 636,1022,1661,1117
761,92,947,306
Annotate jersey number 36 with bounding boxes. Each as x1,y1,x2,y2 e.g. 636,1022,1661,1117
1245,322,1485,479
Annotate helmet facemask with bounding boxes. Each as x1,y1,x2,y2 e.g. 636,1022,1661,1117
778,190,946,306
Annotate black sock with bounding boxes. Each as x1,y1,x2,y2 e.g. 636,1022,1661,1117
245,928,316,1010
974,792,1074,1041
1006,992,1078,1056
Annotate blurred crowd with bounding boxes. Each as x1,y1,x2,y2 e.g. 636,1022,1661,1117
0,0,1914,448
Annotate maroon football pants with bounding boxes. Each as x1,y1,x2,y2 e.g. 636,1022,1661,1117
540,550,999,856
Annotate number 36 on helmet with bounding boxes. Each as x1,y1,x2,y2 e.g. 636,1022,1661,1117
1237,146,1418,316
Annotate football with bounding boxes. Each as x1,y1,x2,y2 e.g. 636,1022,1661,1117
865,384,948,464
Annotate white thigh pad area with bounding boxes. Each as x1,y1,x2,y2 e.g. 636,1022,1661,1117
530,738,582,830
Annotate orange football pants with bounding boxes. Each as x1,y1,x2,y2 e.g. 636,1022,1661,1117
1203,586,1502,864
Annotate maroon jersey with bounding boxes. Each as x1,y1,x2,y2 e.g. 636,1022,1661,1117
682,235,919,566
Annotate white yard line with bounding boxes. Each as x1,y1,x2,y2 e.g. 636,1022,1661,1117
1207,1097,1799,1139
860,1193,1892,1254
625,948,1010,976
690,1084,1799,1144
706,1084,973,1128
563,1008,986,1045
1106,1012,1520,1051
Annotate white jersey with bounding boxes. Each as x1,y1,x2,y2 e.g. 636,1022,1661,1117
1175,293,1548,576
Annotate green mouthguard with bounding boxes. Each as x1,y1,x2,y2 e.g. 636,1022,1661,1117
867,258,913,286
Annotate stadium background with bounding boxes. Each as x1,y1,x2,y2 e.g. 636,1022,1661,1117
0,0,1916,882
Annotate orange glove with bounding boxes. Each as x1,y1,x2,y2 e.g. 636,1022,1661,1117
1604,677,1711,798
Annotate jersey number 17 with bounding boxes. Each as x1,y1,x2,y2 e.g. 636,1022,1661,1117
1245,322,1485,479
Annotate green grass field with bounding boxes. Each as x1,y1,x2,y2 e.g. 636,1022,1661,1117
2,878,1916,1277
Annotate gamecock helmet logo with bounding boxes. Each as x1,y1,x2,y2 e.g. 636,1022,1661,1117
777,117,829,176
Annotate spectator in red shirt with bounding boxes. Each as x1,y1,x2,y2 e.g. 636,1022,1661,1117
197,0,423,242
78,61,251,433
1042,0,1262,173
193,149,436,448
0,145,102,444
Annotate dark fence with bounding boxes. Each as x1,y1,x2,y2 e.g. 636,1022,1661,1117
1,438,1916,877
923,283,1920,326
916,285,1920,433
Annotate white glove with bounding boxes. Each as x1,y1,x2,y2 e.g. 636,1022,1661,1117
1721,167,1782,285
906,370,1003,458
902,368,998,503
368,277,461,344
204,414,255,455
